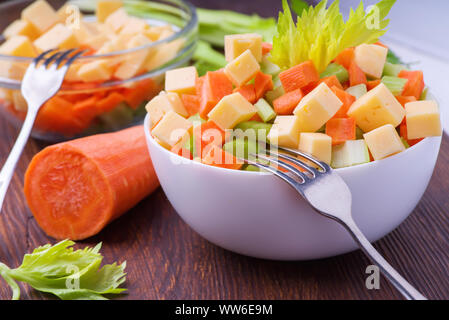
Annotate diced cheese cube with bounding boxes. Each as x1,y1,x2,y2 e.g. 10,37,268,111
114,34,153,80
34,23,79,52
0,35,36,57
267,115,301,149
208,92,257,130
97,0,123,23
363,124,405,161
77,60,112,82
152,111,193,148
105,8,130,33
12,90,28,112
3,20,40,41
57,3,82,22
64,63,82,82
354,44,388,79
165,66,198,95
0,61,27,80
70,21,99,45
145,38,184,71
347,83,405,132
225,33,262,62
224,49,260,87
298,133,332,164
145,25,173,41
85,32,110,51
293,83,343,132
0,88,12,103
119,17,148,36
405,100,442,139
21,0,60,34
145,91,188,126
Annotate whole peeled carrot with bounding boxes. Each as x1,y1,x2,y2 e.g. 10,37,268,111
24,125,159,240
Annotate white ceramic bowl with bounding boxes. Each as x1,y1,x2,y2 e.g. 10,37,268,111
144,113,442,261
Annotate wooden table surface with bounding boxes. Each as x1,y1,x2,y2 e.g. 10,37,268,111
1,0,449,301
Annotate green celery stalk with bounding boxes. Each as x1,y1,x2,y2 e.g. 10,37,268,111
320,63,349,83
254,98,277,123
381,76,408,95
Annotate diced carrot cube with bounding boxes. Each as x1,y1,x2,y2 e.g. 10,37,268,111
273,88,304,115
325,118,356,145
349,61,367,87
181,94,201,116
234,84,256,104
279,60,319,92
330,86,356,119
335,47,355,70
398,70,425,100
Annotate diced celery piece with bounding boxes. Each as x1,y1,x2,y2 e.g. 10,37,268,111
420,87,429,101
254,98,276,123
261,55,281,76
401,137,410,149
273,76,282,88
188,114,206,127
381,76,408,96
98,102,134,130
243,164,260,172
320,63,349,83
383,62,406,77
317,124,326,133
331,140,370,169
183,134,196,157
346,84,367,100
265,85,285,104
234,121,272,142
356,126,364,140
223,139,259,161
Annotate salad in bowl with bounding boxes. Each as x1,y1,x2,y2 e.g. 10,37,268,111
144,0,442,259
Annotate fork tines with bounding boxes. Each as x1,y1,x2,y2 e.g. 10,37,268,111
240,145,331,185
32,48,86,70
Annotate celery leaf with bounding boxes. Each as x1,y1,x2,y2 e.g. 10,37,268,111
0,240,126,300
271,0,396,72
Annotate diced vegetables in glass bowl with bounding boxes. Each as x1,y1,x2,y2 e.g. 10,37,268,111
0,0,198,141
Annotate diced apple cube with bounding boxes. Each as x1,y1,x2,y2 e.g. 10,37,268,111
77,60,112,82
105,8,130,33
3,20,40,41
293,83,343,132
267,115,301,149
165,66,198,95
96,0,123,23
145,92,188,126
34,23,79,52
363,124,405,161
298,133,332,164
152,111,193,148
207,92,257,130
405,100,442,139
347,83,405,132
224,49,260,87
0,36,36,57
225,33,263,62
21,0,60,34
355,44,388,79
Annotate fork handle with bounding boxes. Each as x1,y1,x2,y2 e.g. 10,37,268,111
0,107,39,212
342,219,427,300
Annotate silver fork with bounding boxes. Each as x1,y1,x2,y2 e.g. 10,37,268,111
0,49,85,212
243,146,427,300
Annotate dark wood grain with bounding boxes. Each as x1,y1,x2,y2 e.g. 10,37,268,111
1,0,449,301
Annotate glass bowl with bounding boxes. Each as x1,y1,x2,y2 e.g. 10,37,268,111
0,0,198,142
